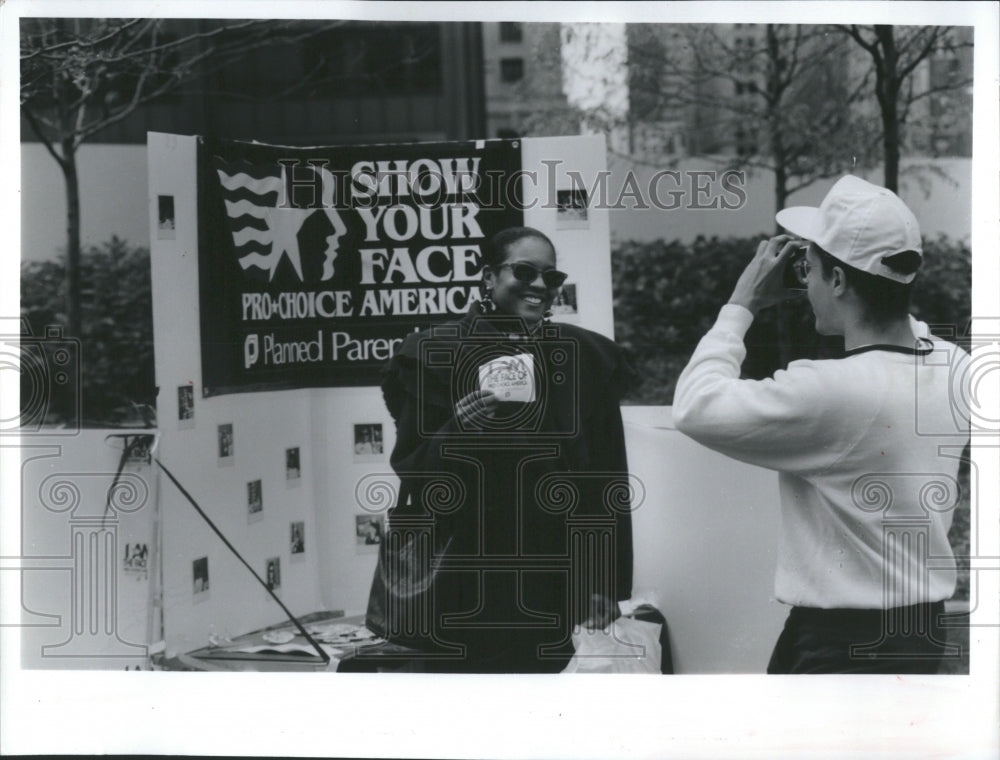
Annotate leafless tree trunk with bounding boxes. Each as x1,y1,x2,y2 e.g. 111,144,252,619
839,24,971,193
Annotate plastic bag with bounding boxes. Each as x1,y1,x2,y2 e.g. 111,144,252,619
562,616,662,674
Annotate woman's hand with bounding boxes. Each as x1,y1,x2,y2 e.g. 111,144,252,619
455,389,498,427
728,234,802,315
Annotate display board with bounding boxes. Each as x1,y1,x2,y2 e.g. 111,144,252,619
148,132,616,657
197,137,524,394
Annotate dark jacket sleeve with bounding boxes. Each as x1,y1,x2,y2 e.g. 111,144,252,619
381,331,472,517
585,340,635,601
558,325,636,602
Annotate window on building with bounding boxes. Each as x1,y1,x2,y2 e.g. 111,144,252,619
931,55,964,89
500,58,524,83
499,22,523,43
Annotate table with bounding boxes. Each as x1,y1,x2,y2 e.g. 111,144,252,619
154,610,408,672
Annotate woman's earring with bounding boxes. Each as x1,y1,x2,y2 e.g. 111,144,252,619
480,289,496,314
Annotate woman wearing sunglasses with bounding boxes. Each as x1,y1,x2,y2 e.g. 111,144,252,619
379,226,635,673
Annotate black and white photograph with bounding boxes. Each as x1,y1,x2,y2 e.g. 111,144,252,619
549,282,578,316
355,513,385,549
247,479,263,519
177,384,195,425
556,187,589,229
290,521,305,556
217,422,234,464
352,423,384,462
123,542,149,579
124,435,153,465
157,194,176,240
192,556,210,597
4,3,996,760
265,556,281,593
285,446,300,481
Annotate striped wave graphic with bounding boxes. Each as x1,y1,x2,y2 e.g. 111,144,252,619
212,156,345,283
216,170,283,196
213,157,293,280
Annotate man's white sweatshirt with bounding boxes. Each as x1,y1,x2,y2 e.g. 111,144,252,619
673,304,969,609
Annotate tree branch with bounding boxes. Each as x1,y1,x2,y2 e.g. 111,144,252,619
840,24,879,57
19,18,147,62
897,27,946,81
22,107,67,169
906,77,974,106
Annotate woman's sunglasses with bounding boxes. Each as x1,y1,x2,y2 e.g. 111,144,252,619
497,262,568,289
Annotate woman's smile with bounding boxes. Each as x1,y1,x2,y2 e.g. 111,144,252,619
484,236,560,325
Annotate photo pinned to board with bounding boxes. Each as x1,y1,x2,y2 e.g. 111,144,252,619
550,282,578,318
192,556,209,601
556,187,589,229
247,479,263,522
125,435,154,466
290,521,305,559
286,446,301,485
157,194,176,240
355,512,385,552
217,422,234,466
178,384,195,428
352,423,384,462
265,556,281,593
123,542,150,581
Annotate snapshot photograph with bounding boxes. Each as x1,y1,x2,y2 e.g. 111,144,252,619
354,513,385,549
352,423,384,461
290,521,305,555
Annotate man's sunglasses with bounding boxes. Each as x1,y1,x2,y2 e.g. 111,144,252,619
496,262,568,289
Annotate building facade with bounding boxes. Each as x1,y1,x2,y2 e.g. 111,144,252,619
481,21,579,139
21,20,486,147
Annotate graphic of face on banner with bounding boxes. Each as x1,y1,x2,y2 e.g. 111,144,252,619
198,138,524,395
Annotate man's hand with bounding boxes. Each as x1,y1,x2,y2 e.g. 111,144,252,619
455,389,498,427
728,235,803,315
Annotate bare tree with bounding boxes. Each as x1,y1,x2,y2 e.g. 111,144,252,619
20,18,342,338
625,24,874,219
837,24,973,192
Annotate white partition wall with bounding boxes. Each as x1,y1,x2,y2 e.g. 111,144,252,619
148,133,325,655
521,135,615,339
623,408,787,673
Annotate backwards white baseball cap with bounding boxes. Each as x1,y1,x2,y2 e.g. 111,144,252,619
776,175,922,284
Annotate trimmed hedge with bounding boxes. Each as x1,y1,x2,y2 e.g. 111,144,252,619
20,236,155,427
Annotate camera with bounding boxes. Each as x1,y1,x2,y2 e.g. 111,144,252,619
782,246,807,291
2,321,82,435
417,320,580,438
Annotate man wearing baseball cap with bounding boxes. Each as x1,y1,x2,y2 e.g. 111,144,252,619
673,175,969,673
